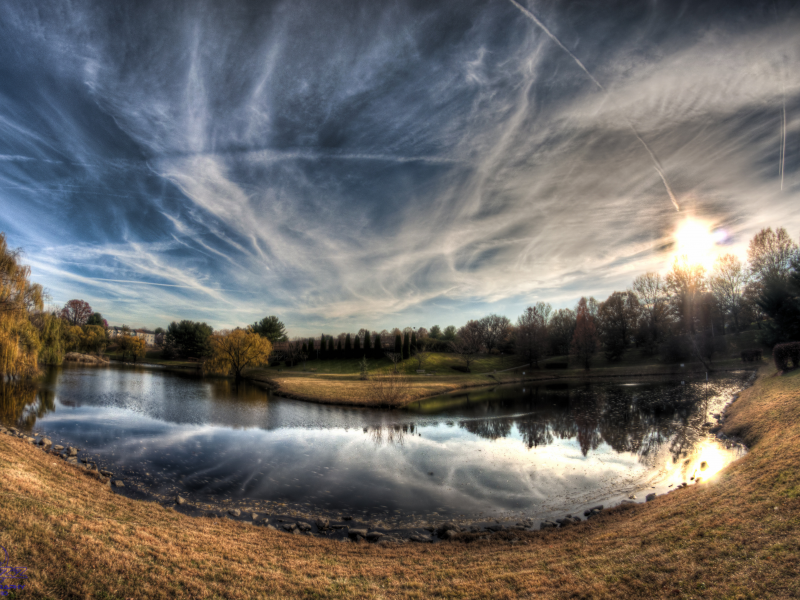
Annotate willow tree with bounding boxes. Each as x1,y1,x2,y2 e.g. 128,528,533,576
205,328,273,380
1,233,43,379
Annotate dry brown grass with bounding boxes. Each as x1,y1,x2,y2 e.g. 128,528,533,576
248,359,756,408
1,366,799,599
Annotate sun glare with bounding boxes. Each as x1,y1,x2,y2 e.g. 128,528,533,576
673,218,722,269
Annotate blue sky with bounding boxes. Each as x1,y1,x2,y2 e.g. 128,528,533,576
1,0,798,336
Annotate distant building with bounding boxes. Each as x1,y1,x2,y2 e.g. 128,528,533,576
109,326,156,347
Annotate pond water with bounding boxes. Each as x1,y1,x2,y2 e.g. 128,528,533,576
1,365,752,530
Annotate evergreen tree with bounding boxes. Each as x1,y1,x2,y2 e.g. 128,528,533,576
308,337,314,358
337,337,342,352
363,330,371,350
302,342,308,354
345,333,352,351
411,332,418,353
394,334,402,354
328,337,334,352
354,335,361,351
374,333,382,359
402,331,410,360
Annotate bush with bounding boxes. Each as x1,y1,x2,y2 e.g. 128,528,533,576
773,342,800,371
545,362,569,370
740,349,762,363
450,365,471,373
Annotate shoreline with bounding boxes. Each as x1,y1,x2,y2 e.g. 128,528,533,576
246,364,760,409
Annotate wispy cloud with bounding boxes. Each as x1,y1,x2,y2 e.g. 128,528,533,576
0,0,797,334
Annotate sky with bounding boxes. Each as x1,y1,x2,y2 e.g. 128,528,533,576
0,0,798,336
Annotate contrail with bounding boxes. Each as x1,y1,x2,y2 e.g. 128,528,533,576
507,0,680,211
781,96,786,190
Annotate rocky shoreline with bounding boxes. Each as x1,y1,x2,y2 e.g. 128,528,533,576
0,424,711,545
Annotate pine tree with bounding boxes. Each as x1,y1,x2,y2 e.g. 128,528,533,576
302,342,308,354
328,337,334,352
374,333,382,359
394,334,402,354
363,330,371,350
308,337,314,356
337,337,342,351
402,331,410,360
345,333,352,351
354,335,361,351
411,332,418,354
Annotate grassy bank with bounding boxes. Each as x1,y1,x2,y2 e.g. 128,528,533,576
247,341,763,408
1,365,798,599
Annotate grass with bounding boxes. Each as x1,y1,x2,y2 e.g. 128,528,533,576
248,330,768,407
1,365,798,598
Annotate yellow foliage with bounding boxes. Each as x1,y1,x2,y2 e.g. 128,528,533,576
0,233,43,379
117,333,146,362
205,328,272,379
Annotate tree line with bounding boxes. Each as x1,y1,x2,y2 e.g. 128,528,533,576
2,226,798,380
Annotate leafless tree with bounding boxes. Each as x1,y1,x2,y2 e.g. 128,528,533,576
516,302,551,367
384,351,402,373
451,320,484,370
709,254,750,333
478,314,512,353
366,372,411,406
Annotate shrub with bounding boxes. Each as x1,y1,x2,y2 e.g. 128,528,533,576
773,342,800,371
545,362,569,370
451,365,471,373
740,349,762,363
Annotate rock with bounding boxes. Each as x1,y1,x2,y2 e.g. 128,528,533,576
296,522,312,532
583,506,604,516
646,493,657,502
485,524,503,532
206,512,218,518
228,509,241,518
540,521,557,530
25,437,36,444
53,445,64,452
291,528,301,535
436,522,461,535
266,524,277,531
409,534,432,543
315,518,330,530
440,530,458,541
251,513,259,521
282,523,298,532
100,470,113,477
628,495,636,500
113,480,124,488
366,531,385,542
67,447,78,457
176,496,186,505
38,437,52,447
347,528,367,540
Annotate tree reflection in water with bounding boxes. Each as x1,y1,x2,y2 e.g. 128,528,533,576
0,380,55,430
407,376,749,467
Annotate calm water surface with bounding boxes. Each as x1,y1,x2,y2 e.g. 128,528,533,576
1,365,753,528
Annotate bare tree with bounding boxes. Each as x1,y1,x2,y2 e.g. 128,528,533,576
709,254,750,333
384,351,403,373
747,227,798,282
284,339,308,367
632,272,669,343
412,344,429,371
478,314,512,353
451,320,484,371
516,302,551,367
366,372,411,406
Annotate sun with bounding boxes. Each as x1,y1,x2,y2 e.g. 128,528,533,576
673,218,724,269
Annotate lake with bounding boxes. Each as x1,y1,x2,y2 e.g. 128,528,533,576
0,365,752,530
